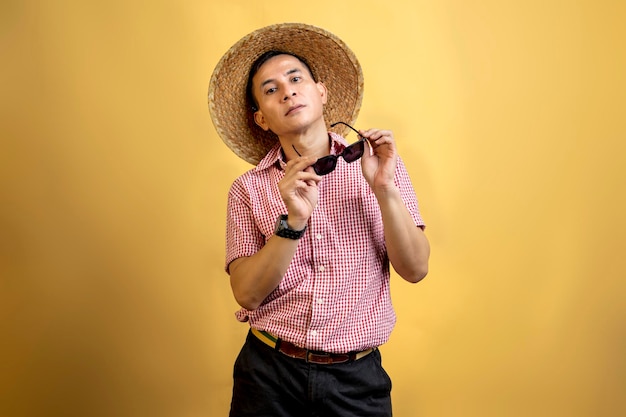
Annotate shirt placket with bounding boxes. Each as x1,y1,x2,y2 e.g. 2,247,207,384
305,184,334,349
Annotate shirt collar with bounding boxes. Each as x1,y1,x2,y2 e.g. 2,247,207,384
255,132,349,172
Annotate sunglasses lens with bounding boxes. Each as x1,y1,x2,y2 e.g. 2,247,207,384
342,141,365,163
313,156,337,175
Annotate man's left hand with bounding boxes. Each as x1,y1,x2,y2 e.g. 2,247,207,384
359,128,398,192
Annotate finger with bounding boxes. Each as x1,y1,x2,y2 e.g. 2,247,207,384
287,168,322,186
295,176,320,189
368,135,394,149
303,170,322,185
360,129,393,140
303,165,322,180
285,156,317,176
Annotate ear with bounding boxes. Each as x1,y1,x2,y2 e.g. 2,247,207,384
317,82,328,104
253,110,270,131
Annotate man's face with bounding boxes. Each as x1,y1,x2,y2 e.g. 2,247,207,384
251,54,327,137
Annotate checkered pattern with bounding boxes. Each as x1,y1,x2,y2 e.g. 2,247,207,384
225,132,424,353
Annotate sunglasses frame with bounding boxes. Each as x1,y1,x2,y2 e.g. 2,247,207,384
292,122,367,176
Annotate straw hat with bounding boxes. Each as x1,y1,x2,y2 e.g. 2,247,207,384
208,23,364,165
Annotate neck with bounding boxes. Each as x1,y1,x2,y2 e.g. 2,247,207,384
279,121,330,161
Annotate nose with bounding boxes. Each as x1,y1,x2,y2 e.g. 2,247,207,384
283,91,296,101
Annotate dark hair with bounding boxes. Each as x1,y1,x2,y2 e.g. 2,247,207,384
246,50,317,112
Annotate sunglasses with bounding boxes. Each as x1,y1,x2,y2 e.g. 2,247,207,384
292,122,367,176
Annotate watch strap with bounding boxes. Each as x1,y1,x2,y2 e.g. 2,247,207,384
275,214,307,240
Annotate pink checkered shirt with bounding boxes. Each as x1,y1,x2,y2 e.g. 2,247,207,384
225,132,424,353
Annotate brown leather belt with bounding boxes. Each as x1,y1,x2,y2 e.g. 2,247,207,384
251,328,374,365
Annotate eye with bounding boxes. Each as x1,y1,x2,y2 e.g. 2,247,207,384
291,76,301,83
265,87,277,95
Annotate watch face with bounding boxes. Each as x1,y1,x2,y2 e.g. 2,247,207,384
275,214,288,233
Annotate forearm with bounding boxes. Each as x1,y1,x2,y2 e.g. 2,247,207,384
229,236,300,310
375,186,430,283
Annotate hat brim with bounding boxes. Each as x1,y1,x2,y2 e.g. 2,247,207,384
208,23,364,165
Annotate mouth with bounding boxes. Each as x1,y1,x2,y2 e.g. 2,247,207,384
285,104,305,116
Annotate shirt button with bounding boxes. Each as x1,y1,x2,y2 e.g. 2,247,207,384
311,330,318,336
319,265,325,272
316,298,324,304
315,234,322,240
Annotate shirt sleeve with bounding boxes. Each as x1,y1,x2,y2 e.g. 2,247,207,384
395,156,426,229
224,177,266,273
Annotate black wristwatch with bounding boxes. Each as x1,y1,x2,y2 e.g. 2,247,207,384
274,214,307,240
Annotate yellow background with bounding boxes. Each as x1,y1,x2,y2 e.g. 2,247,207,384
1,0,625,416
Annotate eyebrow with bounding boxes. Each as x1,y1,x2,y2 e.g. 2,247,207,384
260,68,302,89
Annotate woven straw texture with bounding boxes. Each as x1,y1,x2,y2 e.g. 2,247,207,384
208,23,364,165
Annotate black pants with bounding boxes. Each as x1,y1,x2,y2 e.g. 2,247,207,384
230,330,392,417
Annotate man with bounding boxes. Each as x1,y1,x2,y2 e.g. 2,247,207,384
208,23,430,417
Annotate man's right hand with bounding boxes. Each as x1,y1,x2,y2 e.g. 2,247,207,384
278,155,322,229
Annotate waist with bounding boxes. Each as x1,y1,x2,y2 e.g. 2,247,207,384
250,328,375,365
